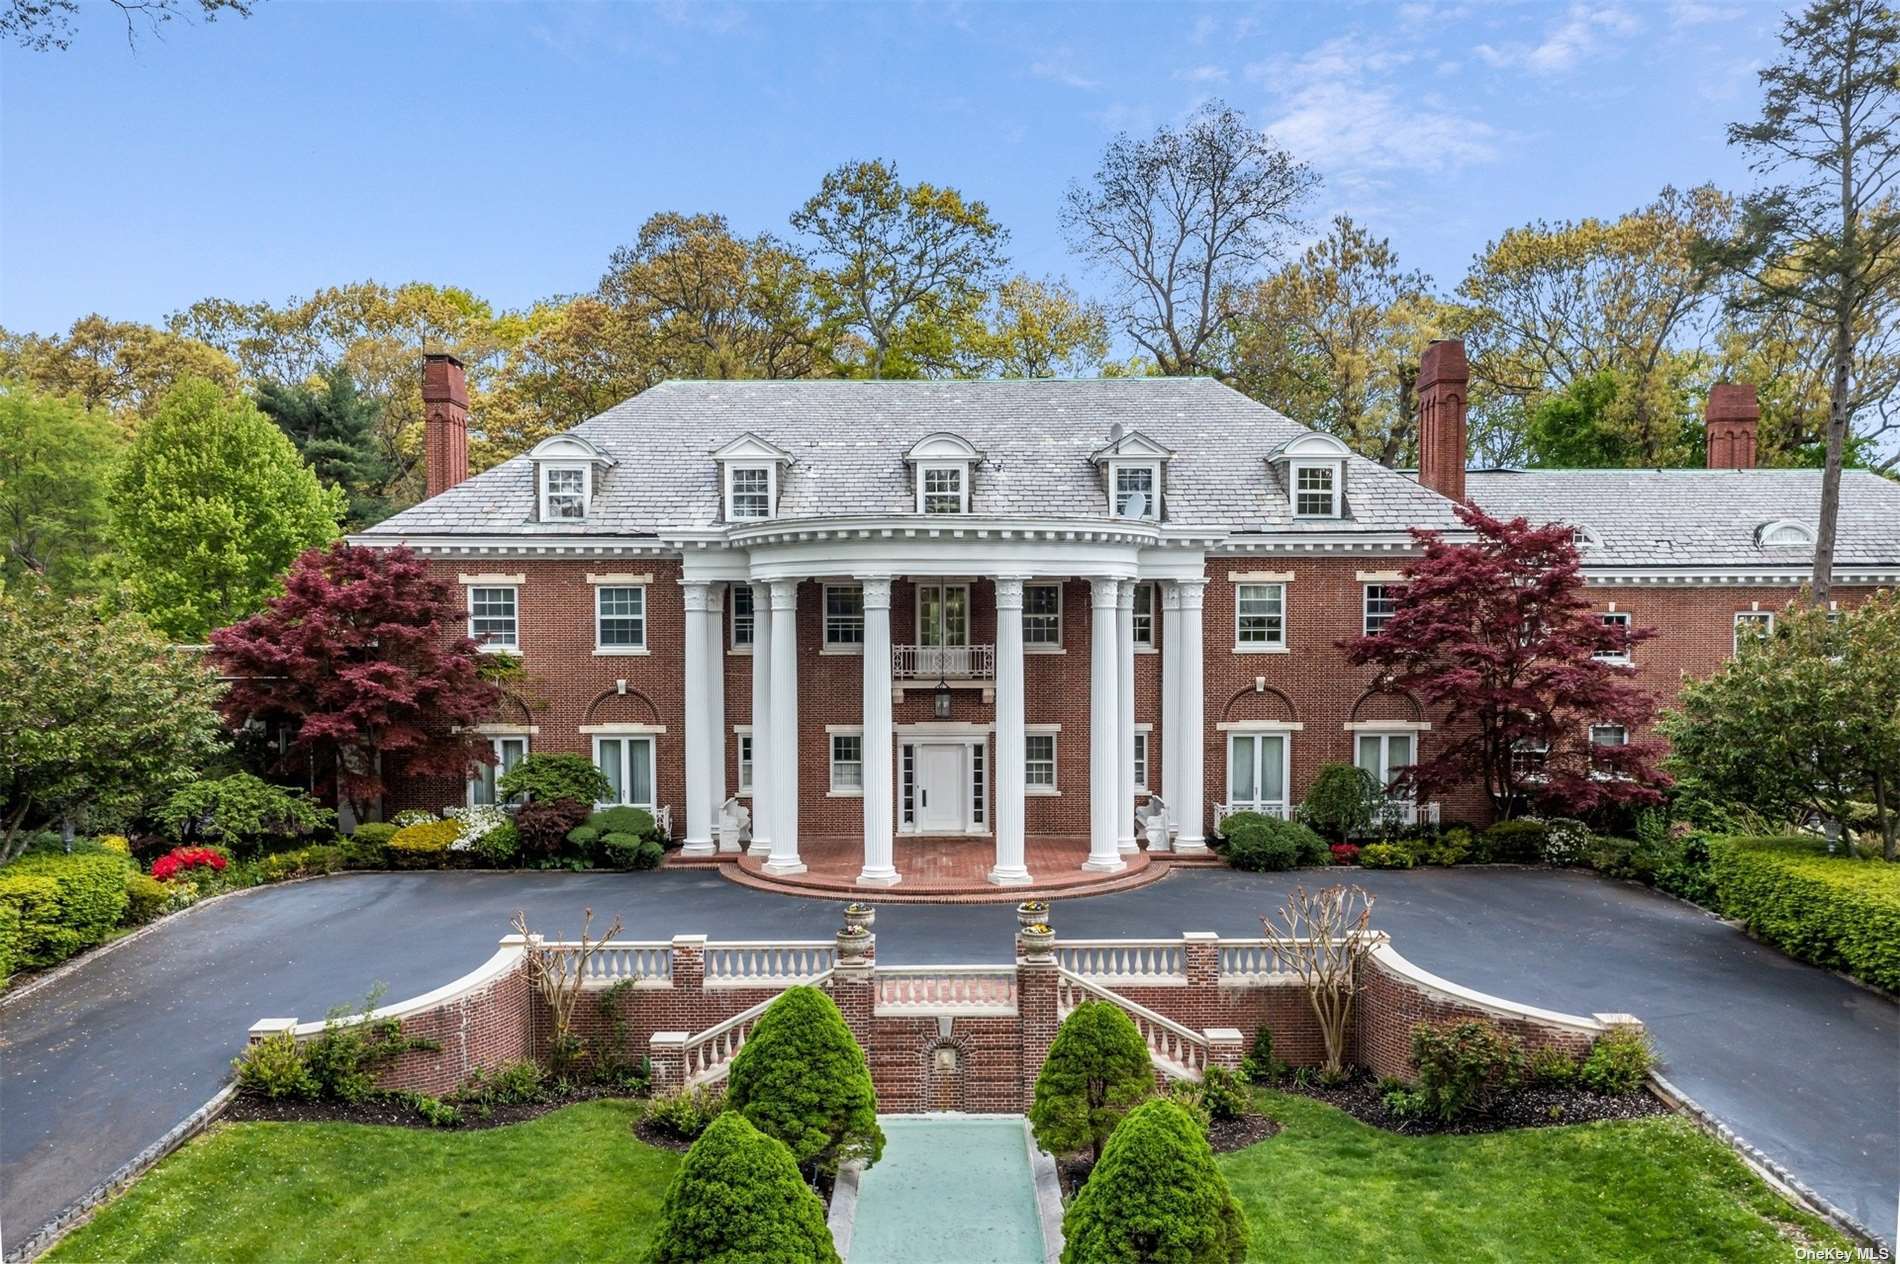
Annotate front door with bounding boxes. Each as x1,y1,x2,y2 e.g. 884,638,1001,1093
916,743,966,832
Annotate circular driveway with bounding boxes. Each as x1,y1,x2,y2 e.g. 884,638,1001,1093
2,867,1893,1248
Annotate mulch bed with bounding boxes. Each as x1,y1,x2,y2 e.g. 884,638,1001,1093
1055,1109,1282,1197
227,1083,633,1132
1274,1072,1669,1135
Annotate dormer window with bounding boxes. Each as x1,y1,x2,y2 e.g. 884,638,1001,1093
1755,519,1815,549
1571,525,1603,552
711,433,794,523
527,434,616,524
905,432,982,516
1267,432,1350,520
1091,429,1174,522
1114,464,1158,519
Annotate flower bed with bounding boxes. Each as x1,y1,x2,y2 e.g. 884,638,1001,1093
150,846,229,882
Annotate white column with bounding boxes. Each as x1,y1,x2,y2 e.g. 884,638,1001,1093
1085,577,1126,873
764,579,804,875
680,581,714,855
1116,580,1138,854
747,581,773,857
1175,577,1209,854
857,577,900,887
706,585,727,833
1156,581,1183,853
988,576,1032,885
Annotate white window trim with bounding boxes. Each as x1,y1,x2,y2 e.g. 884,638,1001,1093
1594,611,1632,663
1132,724,1152,794
1233,582,1288,653
1132,582,1157,652
467,583,521,655
729,584,755,655
593,583,650,656
1733,610,1775,654
1225,730,1292,815
822,582,866,654
734,726,754,796
914,581,973,648
1363,583,1396,637
1108,460,1162,520
1024,726,1060,796
916,461,971,515
590,732,657,811
467,733,529,808
1023,582,1064,653
539,462,591,523
828,727,865,797
1352,729,1416,801
724,463,777,522
1289,459,1342,518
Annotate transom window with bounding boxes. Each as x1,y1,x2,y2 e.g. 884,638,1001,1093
1363,584,1396,636
1132,583,1155,647
468,735,527,807
541,465,587,520
1594,611,1631,662
1355,732,1413,798
1733,611,1774,654
1293,463,1339,517
727,466,772,520
825,584,865,648
730,584,754,649
1235,583,1285,648
830,733,864,793
1227,733,1288,817
1025,733,1057,790
595,586,647,650
593,735,655,810
921,466,967,515
469,586,518,650
1114,464,1158,519
1024,583,1062,648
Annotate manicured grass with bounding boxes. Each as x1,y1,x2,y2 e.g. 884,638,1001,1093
1219,1090,1851,1263
49,1102,677,1264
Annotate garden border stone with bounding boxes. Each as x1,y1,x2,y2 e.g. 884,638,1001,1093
825,1159,861,1259
1023,1116,1065,1264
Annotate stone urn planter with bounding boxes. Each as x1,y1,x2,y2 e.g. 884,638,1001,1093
1015,900,1049,930
1020,923,1055,961
842,903,876,934
836,925,872,964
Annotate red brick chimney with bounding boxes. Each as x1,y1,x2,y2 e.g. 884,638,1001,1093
1417,339,1468,503
422,353,469,498
1704,383,1759,470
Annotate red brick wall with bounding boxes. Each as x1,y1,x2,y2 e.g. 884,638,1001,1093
1354,951,1597,1080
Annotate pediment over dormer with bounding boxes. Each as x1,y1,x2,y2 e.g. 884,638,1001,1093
1089,428,1175,464
530,433,618,467
1266,432,1352,463
710,432,795,464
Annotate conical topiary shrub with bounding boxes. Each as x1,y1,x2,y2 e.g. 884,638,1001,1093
645,1111,840,1264
1030,1000,1155,1162
725,984,885,1174
1060,1097,1249,1264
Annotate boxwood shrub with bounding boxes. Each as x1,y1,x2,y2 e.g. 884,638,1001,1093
1709,835,1900,992
1483,819,1547,864
0,851,132,979
1220,813,1327,872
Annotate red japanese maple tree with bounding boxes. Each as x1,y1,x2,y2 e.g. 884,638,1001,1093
210,543,501,821
1343,504,1669,819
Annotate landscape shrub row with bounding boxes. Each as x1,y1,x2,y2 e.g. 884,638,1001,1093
1708,835,1900,993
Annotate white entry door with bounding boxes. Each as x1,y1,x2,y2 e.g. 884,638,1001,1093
916,743,966,832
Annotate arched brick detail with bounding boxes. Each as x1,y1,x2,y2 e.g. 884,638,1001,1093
493,692,535,727
1349,688,1422,724
921,1035,969,1113
1218,683,1298,725
581,688,663,727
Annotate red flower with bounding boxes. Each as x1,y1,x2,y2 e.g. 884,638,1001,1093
1329,843,1361,865
151,846,229,882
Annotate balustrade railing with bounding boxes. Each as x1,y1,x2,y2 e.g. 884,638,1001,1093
1054,940,1187,984
703,941,836,987
1214,939,1310,981
1056,969,1208,1080
539,941,673,988
892,643,996,680
1212,801,1293,831
874,966,1018,1016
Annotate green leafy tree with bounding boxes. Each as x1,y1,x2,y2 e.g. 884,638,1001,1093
0,591,224,860
1663,590,1900,859
0,315,239,423
792,159,1009,378
1029,1000,1155,1163
1059,1097,1248,1264
967,274,1110,378
255,368,394,528
1299,763,1382,843
156,773,335,849
113,378,342,640
645,1112,840,1264
495,753,612,807
1710,0,1900,599
0,383,121,594
724,984,883,1176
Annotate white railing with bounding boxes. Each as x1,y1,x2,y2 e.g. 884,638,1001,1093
1215,939,1310,981
541,941,674,989
1056,970,1208,1081
703,941,836,987
1054,940,1187,984
892,643,996,680
1213,802,1293,832
1372,800,1439,829
874,966,1018,1016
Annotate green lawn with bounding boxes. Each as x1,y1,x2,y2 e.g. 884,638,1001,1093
49,1102,677,1264
1220,1090,1851,1263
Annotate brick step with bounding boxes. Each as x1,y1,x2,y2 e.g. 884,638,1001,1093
719,854,1179,904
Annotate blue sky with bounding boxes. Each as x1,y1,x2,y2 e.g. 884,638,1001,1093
1,0,1786,338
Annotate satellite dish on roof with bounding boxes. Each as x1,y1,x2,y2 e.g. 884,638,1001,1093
1122,490,1148,519
1108,422,1124,444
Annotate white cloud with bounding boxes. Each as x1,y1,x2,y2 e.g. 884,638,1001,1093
1473,4,1642,76
1030,51,1100,91
1175,64,1229,85
1670,1,1745,28
1189,14,1219,45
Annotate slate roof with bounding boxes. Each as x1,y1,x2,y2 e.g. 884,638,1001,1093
1463,468,1900,568
363,378,1466,538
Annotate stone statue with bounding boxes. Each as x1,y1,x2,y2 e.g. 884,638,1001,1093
716,796,751,854
1138,796,1172,854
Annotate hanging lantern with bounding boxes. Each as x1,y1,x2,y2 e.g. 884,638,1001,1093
933,675,954,719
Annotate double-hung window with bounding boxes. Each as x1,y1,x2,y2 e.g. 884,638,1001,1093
1132,732,1149,793
1594,611,1632,662
727,466,772,520
469,586,519,651
595,586,646,651
737,733,753,795
729,584,755,649
1025,733,1057,791
1235,583,1285,649
825,585,864,649
1132,583,1155,647
1293,464,1339,517
468,735,528,807
830,733,864,794
1227,732,1288,817
1733,611,1774,654
541,465,587,520
593,735,655,810
1589,724,1628,776
1355,732,1414,798
1114,464,1157,519
1024,583,1062,649
921,466,967,514
1511,738,1549,781
1363,584,1396,636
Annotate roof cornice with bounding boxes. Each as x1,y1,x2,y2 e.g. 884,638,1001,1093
1581,565,1900,586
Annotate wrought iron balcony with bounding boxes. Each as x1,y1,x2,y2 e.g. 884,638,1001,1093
892,643,996,680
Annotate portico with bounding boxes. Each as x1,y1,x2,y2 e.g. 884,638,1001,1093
672,515,1217,890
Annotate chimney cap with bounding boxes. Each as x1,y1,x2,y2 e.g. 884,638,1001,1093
422,353,469,408
1419,339,1468,387
1705,383,1760,424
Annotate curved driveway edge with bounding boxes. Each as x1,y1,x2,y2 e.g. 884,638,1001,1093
1,867,1893,1249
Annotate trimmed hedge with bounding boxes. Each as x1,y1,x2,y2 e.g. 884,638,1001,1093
0,851,132,980
1221,814,1327,872
1709,836,1900,993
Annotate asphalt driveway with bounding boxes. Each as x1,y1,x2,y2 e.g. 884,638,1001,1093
2,867,1894,1251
